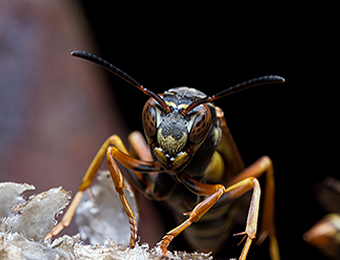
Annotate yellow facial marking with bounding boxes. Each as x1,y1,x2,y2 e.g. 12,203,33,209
153,147,168,166
178,103,189,110
165,101,177,108
157,129,188,156
172,151,190,169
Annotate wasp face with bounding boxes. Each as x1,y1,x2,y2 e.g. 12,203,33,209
157,111,188,156
142,87,213,171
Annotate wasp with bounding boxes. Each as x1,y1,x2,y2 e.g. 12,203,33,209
46,51,284,260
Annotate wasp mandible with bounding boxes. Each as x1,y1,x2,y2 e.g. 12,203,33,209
46,50,284,260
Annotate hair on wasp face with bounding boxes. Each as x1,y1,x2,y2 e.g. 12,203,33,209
71,50,285,169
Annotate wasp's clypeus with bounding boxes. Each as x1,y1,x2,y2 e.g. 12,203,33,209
46,50,284,260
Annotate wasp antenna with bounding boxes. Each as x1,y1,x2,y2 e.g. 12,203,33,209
212,75,285,100
71,50,171,113
71,50,142,87
182,75,285,116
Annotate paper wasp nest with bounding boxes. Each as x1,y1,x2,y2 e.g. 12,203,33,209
0,172,212,260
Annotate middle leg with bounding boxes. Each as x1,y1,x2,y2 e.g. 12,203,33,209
226,156,279,260
159,176,261,260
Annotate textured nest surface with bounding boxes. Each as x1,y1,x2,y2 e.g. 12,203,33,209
0,172,213,260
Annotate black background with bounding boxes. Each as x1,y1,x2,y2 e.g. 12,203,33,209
78,2,339,260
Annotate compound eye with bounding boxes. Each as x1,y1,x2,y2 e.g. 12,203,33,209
142,100,157,137
189,105,212,144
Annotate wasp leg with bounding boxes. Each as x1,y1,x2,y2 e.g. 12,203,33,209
159,177,261,260
226,156,279,260
128,131,153,161
45,134,160,242
106,146,138,248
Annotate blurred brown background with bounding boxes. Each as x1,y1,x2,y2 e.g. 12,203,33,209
0,2,125,191
0,1,129,238
1,2,339,260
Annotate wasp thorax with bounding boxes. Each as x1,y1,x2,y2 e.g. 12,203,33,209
157,113,188,156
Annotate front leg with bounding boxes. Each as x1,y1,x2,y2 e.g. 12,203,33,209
106,146,138,248
45,134,161,244
159,176,261,260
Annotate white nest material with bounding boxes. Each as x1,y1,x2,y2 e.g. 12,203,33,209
0,172,212,260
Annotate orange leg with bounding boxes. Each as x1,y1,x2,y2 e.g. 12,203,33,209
128,131,153,161
227,156,279,260
45,134,160,245
106,146,138,248
158,177,261,260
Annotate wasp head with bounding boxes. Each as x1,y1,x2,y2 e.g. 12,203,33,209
142,87,213,171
